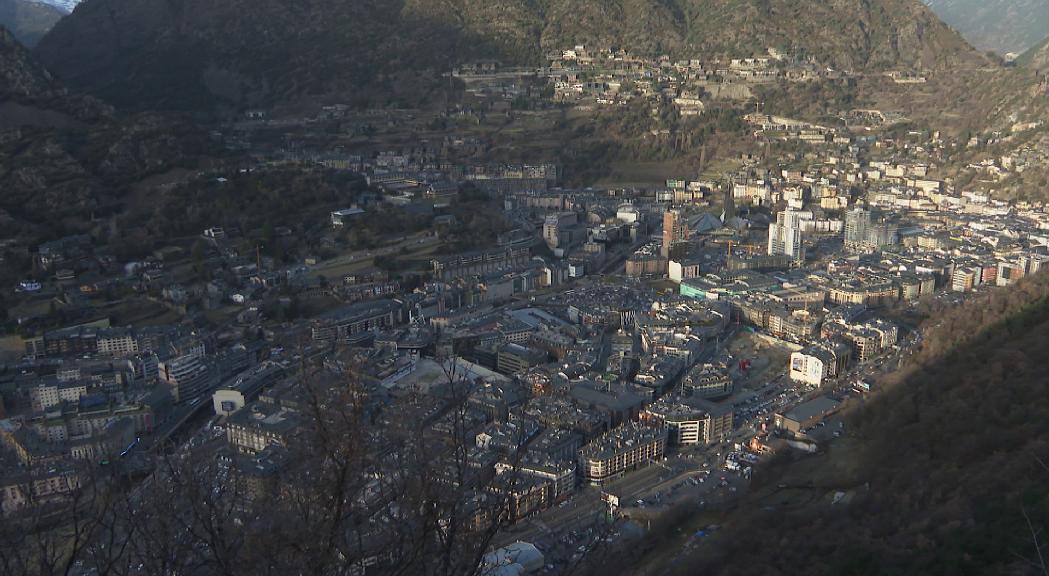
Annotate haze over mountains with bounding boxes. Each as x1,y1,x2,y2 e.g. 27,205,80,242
0,0,63,46
33,0,978,111
33,0,76,12
923,0,1049,56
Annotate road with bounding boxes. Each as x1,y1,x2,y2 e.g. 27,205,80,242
499,320,927,557
599,239,646,275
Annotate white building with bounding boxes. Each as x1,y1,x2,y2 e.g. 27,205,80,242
789,343,850,387
29,382,88,412
789,350,830,387
616,203,640,224
768,209,805,262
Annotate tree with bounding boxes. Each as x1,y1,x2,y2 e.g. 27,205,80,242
0,353,558,576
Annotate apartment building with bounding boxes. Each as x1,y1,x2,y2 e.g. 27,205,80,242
641,395,732,446
578,423,666,485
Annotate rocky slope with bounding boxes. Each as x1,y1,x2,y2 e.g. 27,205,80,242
923,0,1049,55
0,0,63,46
33,0,982,111
1019,35,1049,73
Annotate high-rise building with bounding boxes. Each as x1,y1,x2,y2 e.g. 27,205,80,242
844,208,871,248
845,207,898,252
662,209,688,258
768,209,804,262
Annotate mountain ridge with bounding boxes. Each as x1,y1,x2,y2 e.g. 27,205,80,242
33,0,984,111
0,26,211,239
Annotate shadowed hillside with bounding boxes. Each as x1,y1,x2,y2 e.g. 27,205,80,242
0,28,212,238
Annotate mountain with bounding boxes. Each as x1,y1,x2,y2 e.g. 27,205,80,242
33,0,981,111
0,0,63,46
923,0,1049,55
0,24,105,125
0,27,210,238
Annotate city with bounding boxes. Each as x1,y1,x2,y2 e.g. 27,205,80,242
3,40,1049,575
1,2,1049,574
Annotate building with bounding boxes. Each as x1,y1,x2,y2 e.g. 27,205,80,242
331,207,366,226
496,344,547,375
668,258,702,283
226,405,301,454
625,253,668,277
826,280,898,307
662,209,689,258
495,456,576,503
775,396,841,434
997,260,1027,287
681,365,733,399
822,318,897,362
497,477,551,521
616,203,640,224
951,267,979,293
543,212,583,251
578,423,667,485
641,395,733,446
482,543,544,575
28,382,88,412
431,246,530,281
789,342,850,386
767,209,804,262
844,208,871,249
212,363,285,417
159,353,212,404
844,208,898,252
0,466,79,516
311,300,403,342
96,329,140,356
